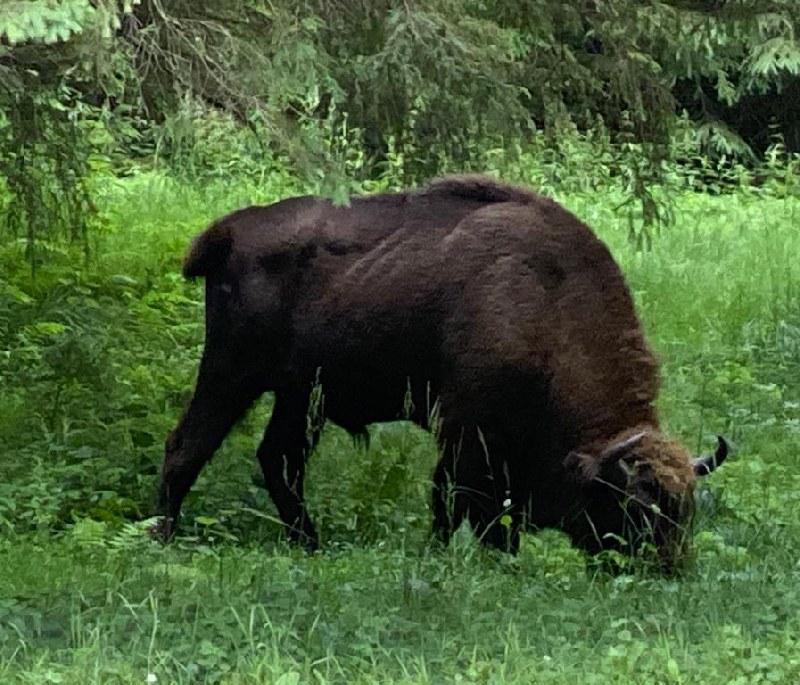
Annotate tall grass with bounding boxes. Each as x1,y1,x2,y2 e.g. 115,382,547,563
1,169,798,683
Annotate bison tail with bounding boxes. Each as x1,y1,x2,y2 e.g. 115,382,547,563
182,222,233,279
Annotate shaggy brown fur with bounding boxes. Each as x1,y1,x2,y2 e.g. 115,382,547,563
155,174,722,568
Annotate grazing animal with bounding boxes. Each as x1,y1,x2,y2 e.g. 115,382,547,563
154,175,728,569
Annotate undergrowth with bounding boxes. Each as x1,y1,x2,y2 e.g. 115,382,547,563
1,167,799,683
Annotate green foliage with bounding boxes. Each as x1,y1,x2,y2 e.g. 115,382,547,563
4,0,800,262
2,5,800,681
1,165,800,682
0,1,94,45
0,1,140,269
314,0,530,181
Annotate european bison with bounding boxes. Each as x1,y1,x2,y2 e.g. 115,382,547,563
155,175,728,569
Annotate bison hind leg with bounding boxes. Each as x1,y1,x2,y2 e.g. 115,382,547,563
256,390,321,551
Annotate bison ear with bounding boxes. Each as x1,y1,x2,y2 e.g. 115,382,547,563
564,450,600,483
564,449,637,490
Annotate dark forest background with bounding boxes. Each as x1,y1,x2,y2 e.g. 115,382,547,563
2,0,800,259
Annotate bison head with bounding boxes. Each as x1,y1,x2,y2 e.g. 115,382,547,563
564,430,729,572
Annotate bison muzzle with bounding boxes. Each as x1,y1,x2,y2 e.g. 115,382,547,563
154,175,728,569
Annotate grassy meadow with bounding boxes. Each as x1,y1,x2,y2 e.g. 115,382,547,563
1,171,799,683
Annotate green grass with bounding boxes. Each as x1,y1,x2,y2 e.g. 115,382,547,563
1,172,799,683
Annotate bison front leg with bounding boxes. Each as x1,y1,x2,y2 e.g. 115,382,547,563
154,352,264,540
432,423,520,554
256,390,320,550
431,451,469,548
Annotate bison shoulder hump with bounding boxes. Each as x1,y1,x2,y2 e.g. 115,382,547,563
423,174,538,205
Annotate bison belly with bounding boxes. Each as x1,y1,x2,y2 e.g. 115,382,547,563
317,363,442,435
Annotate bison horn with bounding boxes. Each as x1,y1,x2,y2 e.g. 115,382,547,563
693,436,730,476
600,430,648,463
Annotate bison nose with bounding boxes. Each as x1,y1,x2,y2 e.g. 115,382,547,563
655,534,691,576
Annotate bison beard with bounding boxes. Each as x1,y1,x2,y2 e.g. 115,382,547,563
154,175,728,570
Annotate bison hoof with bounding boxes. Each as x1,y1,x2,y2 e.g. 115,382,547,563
298,533,320,553
149,516,176,543
287,526,319,552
